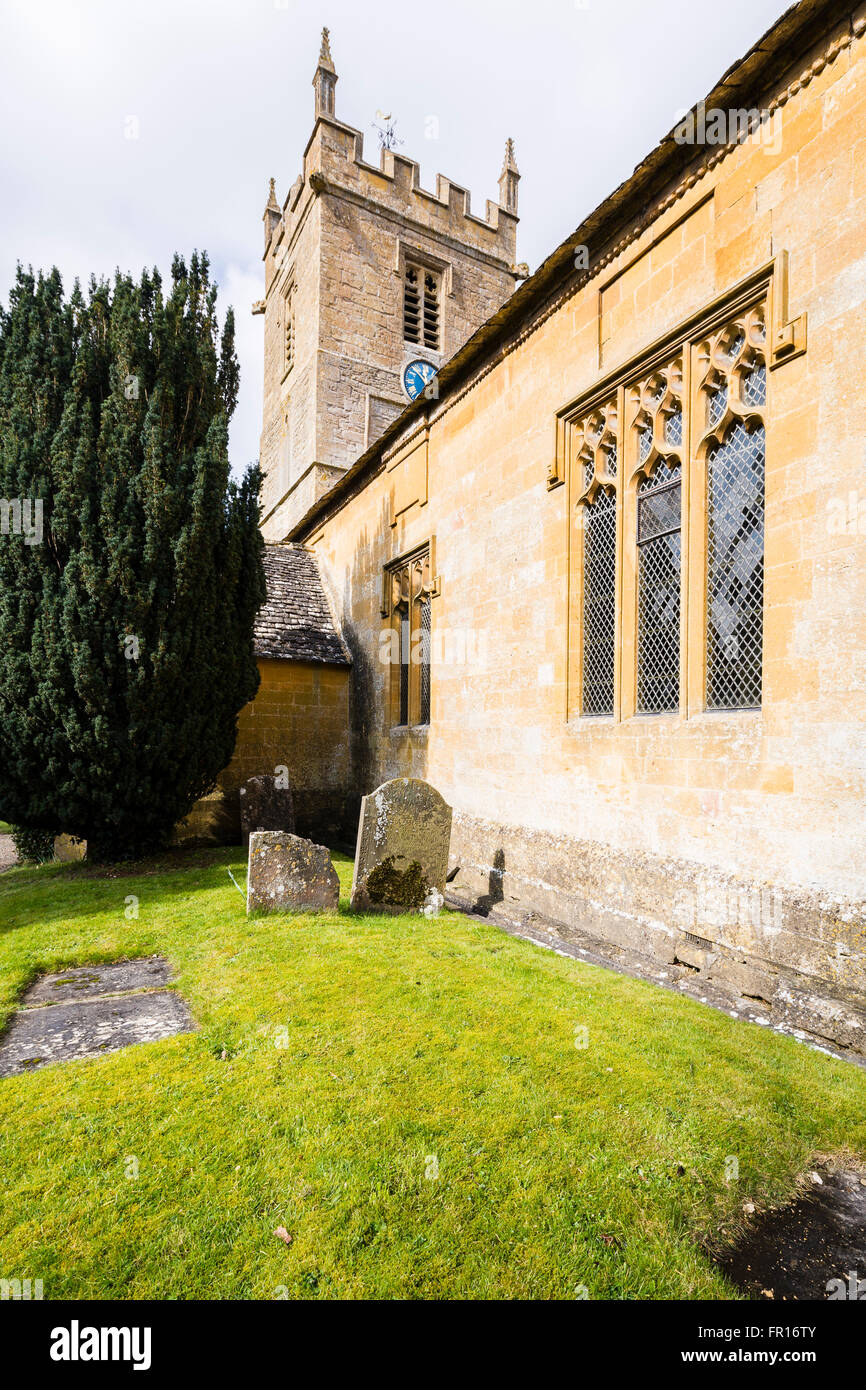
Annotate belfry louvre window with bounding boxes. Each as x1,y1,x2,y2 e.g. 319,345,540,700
568,294,768,721
404,264,440,350
384,549,433,727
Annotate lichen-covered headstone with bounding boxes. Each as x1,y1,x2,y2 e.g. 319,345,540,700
247,831,339,914
350,778,452,912
240,774,295,846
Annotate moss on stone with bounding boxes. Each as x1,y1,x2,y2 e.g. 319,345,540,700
365,856,429,908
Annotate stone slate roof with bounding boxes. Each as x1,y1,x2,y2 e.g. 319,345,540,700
255,544,351,666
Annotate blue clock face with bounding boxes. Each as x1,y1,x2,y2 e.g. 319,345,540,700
403,359,436,401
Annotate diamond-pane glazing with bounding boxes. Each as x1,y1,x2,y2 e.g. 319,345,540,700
638,484,681,542
419,597,431,724
665,407,683,447
581,488,616,715
637,465,681,713
399,610,410,725
708,381,728,427
727,329,746,361
742,362,766,407
706,422,764,709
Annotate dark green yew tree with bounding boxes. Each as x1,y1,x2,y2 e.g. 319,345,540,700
0,254,265,859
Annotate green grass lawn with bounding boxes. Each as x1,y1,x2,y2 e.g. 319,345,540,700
0,847,864,1300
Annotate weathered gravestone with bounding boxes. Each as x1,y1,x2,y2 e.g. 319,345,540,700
54,834,86,862
240,775,295,846
350,778,452,912
247,831,339,914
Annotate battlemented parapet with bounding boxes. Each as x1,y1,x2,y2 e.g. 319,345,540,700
256,28,523,539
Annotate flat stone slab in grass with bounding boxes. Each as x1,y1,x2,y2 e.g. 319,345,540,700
22,957,173,1007
350,777,452,912
247,831,340,914
0,989,195,1078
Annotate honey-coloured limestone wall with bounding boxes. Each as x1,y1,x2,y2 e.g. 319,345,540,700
175,659,352,846
291,4,866,1050
223,658,351,841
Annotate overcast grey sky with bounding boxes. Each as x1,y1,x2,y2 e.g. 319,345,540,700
0,0,790,474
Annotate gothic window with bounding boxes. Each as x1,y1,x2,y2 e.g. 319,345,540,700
385,549,434,727
696,306,767,709
404,264,440,351
633,362,684,714
576,400,618,715
564,290,769,722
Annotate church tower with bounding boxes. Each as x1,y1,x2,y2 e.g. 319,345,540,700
256,28,523,540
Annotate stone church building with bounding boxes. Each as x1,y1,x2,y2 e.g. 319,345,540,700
211,2,866,1053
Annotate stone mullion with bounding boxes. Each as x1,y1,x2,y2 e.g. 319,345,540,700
619,384,640,722
612,382,626,722
567,420,584,723
679,344,693,718
685,334,708,716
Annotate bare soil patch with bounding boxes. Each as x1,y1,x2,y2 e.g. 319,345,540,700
718,1167,866,1300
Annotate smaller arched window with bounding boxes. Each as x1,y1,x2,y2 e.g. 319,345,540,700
386,550,434,727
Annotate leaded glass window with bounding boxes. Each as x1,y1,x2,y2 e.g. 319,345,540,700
399,609,410,726
576,398,618,715
637,464,682,713
632,361,684,714
386,550,434,727
697,302,767,710
419,596,431,725
706,422,764,709
582,488,617,714
566,293,768,723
